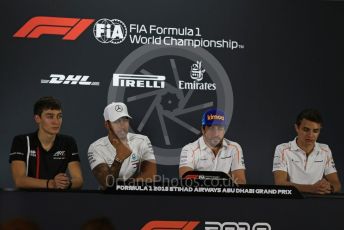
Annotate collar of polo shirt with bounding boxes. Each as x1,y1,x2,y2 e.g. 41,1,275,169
199,136,228,151
291,137,320,154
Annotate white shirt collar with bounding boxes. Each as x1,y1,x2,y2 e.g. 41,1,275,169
199,136,228,151
291,137,320,154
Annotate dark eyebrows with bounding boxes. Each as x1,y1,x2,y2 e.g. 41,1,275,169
302,127,320,132
44,112,63,117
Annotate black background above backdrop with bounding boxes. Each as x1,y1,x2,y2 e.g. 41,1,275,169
1,0,344,189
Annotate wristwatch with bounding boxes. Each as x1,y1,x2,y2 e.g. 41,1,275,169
114,156,123,163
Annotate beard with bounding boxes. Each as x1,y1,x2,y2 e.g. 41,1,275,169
207,137,223,148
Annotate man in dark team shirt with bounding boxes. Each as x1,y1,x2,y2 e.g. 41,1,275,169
9,96,83,189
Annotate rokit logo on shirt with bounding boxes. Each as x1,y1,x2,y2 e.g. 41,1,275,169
53,151,66,160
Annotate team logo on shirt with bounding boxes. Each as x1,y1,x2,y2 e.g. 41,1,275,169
131,153,138,161
220,154,231,159
29,150,36,157
130,153,140,169
53,151,66,160
88,153,96,164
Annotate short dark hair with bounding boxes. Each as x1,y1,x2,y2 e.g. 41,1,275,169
295,109,323,127
33,96,62,116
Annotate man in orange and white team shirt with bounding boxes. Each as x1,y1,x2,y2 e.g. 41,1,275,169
273,109,341,194
179,109,246,184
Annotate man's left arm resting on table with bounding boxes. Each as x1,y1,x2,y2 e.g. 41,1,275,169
67,161,83,189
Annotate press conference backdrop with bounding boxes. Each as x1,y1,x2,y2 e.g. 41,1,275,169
1,0,344,189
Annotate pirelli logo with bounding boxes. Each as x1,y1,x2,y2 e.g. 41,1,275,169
13,16,94,40
113,74,166,89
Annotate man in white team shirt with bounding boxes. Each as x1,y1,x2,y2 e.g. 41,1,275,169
273,109,341,194
88,102,157,188
179,109,246,184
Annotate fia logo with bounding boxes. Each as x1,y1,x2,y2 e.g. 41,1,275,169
190,61,205,81
93,18,127,44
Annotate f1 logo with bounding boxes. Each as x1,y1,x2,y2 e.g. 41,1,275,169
142,220,200,230
183,175,199,180
13,16,94,40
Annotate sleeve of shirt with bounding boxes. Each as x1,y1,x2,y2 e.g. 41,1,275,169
230,143,246,171
68,137,80,162
272,145,287,172
87,143,106,170
179,144,194,169
141,136,155,161
9,135,27,163
324,145,337,175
